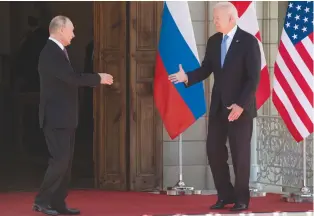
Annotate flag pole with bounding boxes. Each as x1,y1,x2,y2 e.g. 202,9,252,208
282,137,314,203
171,134,188,188
248,1,266,198
164,133,200,195
179,133,183,182
249,118,266,197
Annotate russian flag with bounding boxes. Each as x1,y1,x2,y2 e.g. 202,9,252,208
153,1,206,140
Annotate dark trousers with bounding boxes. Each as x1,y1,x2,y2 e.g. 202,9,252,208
35,128,76,208
207,109,253,204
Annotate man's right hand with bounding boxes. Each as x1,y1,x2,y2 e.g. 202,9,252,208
99,73,113,85
168,64,188,84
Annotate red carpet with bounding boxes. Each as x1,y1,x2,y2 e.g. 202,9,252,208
0,190,312,216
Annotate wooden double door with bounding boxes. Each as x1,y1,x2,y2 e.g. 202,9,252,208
92,2,163,191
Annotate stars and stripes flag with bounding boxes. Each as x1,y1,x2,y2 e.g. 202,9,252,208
272,1,313,142
230,1,271,109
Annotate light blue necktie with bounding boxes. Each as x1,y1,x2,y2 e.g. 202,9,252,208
221,35,229,67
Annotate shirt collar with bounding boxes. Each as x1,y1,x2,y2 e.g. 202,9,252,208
223,25,237,41
49,36,64,50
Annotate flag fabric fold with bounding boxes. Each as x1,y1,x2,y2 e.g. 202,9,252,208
153,1,206,140
272,1,313,142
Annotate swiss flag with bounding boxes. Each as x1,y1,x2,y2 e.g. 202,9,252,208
230,1,271,109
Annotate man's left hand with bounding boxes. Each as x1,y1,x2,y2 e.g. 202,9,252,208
227,104,243,122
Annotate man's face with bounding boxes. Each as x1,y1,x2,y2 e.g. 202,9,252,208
213,8,232,34
60,20,75,46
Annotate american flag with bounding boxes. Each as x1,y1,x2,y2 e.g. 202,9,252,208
273,1,314,142
230,1,271,109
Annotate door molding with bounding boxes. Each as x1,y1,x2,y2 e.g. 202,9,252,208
93,1,164,191
129,1,164,191
93,1,127,190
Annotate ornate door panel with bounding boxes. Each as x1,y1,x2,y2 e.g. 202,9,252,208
93,2,127,190
129,1,163,191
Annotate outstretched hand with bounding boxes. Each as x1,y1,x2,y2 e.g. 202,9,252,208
99,73,113,85
168,64,188,84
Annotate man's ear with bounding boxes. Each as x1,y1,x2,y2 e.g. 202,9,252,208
229,15,234,23
59,26,65,34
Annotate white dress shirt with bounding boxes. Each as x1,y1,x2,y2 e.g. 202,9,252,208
49,37,64,50
222,25,238,52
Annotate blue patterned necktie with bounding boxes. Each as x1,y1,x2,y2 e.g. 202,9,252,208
221,35,229,67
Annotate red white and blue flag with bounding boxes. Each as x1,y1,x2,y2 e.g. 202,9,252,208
154,1,206,140
272,1,314,142
230,1,271,109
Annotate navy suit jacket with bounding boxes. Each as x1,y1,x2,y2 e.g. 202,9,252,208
186,27,261,118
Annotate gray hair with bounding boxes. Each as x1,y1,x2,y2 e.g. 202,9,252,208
49,15,70,34
214,2,239,20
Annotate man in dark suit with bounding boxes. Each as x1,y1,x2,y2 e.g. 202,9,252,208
169,2,261,211
33,15,113,215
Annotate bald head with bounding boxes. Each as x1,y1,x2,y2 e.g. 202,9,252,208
49,16,70,34
49,15,75,46
213,2,238,34
214,2,239,20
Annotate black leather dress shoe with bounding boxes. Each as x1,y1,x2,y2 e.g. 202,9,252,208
55,208,80,215
230,203,248,211
32,204,59,216
210,200,235,209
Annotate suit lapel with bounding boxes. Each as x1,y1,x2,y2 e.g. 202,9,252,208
48,40,72,65
222,28,242,69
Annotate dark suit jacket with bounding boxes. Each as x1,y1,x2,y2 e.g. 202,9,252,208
38,40,101,129
186,27,261,118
